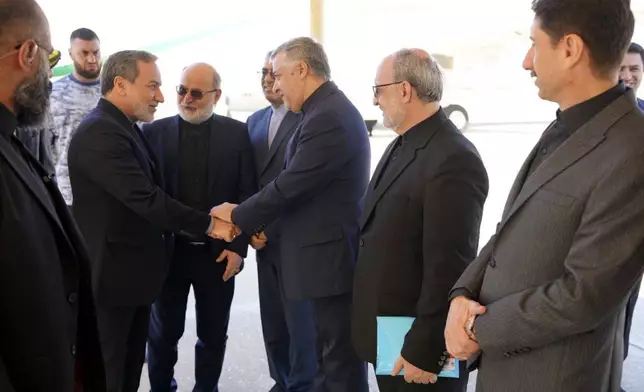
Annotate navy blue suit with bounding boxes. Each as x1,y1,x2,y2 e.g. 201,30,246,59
142,114,256,392
247,106,318,392
233,81,370,392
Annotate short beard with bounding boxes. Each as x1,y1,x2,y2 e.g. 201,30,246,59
74,61,100,80
15,59,51,126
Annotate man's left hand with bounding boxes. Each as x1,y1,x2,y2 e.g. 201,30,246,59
391,355,437,384
217,250,242,282
210,203,238,223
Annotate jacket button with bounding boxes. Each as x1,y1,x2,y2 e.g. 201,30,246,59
71,344,76,356
359,239,365,247
68,293,78,303
489,257,497,268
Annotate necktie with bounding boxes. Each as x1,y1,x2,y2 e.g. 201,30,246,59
268,110,281,148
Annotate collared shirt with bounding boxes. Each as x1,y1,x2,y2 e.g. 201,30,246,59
178,117,211,213
527,83,625,177
268,104,287,148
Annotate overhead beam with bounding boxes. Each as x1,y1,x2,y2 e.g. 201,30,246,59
310,0,324,44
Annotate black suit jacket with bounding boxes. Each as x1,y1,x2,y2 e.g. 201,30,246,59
246,106,301,241
233,81,371,300
0,105,105,391
351,110,489,375
68,99,211,307
142,114,257,258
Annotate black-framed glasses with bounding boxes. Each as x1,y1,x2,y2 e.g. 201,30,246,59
372,81,404,97
176,85,218,100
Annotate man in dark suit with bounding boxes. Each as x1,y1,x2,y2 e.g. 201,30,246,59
352,49,488,392
246,52,317,392
68,51,237,392
0,0,105,391
142,62,256,392
211,37,370,392
445,1,644,391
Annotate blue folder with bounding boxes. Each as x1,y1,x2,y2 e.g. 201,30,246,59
375,316,459,378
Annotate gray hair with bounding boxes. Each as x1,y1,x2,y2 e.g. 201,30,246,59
211,69,221,90
392,49,443,103
271,37,330,80
101,50,157,96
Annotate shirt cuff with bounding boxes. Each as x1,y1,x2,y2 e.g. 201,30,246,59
205,217,214,234
449,288,475,302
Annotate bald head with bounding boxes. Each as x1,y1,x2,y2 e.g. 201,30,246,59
182,62,221,90
177,62,222,124
0,0,50,52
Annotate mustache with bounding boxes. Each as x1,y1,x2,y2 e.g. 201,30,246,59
530,70,537,78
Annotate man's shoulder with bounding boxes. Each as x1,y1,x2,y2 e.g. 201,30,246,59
141,115,175,133
249,106,271,121
213,113,246,132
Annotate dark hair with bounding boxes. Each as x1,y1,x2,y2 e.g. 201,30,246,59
70,27,99,42
531,0,634,76
100,50,157,95
627,42,644,65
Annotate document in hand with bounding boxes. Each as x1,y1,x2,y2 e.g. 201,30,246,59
375,316,459,378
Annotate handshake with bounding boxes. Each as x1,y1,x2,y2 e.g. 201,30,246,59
207,203,268,249
208,203,240,242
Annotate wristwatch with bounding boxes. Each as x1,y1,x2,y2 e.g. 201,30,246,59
465,314,477,342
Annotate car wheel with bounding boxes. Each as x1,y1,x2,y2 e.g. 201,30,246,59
444,104,469,131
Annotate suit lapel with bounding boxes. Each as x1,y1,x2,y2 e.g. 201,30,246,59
164,117,181,194
0,136,69,243
252,109,271,174
360,138,398,229
207,115,226,192
499,92,635,229
360,114,444,230
499,124,552,220
262,111,299,175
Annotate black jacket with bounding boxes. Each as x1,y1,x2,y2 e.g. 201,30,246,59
68,99,211,307
0,104,105,391
351,109,489,376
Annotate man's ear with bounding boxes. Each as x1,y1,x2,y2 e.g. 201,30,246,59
17,41,39,71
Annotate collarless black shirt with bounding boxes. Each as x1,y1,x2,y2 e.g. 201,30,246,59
527,83,625,177
374,110,446,189
178,117,211,212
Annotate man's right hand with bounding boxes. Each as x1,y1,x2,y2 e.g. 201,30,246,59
445,296,486,360
208,217,240,242
250,232,267,250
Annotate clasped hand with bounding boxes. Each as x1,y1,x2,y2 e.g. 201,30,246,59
444,296,487,360
207,203,240,242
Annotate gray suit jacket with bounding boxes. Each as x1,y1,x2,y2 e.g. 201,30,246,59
452,90,644,392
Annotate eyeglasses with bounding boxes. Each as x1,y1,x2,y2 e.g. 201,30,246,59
176,85,218,100
258,68,274,78
0,40,60,70
372,81,404,98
